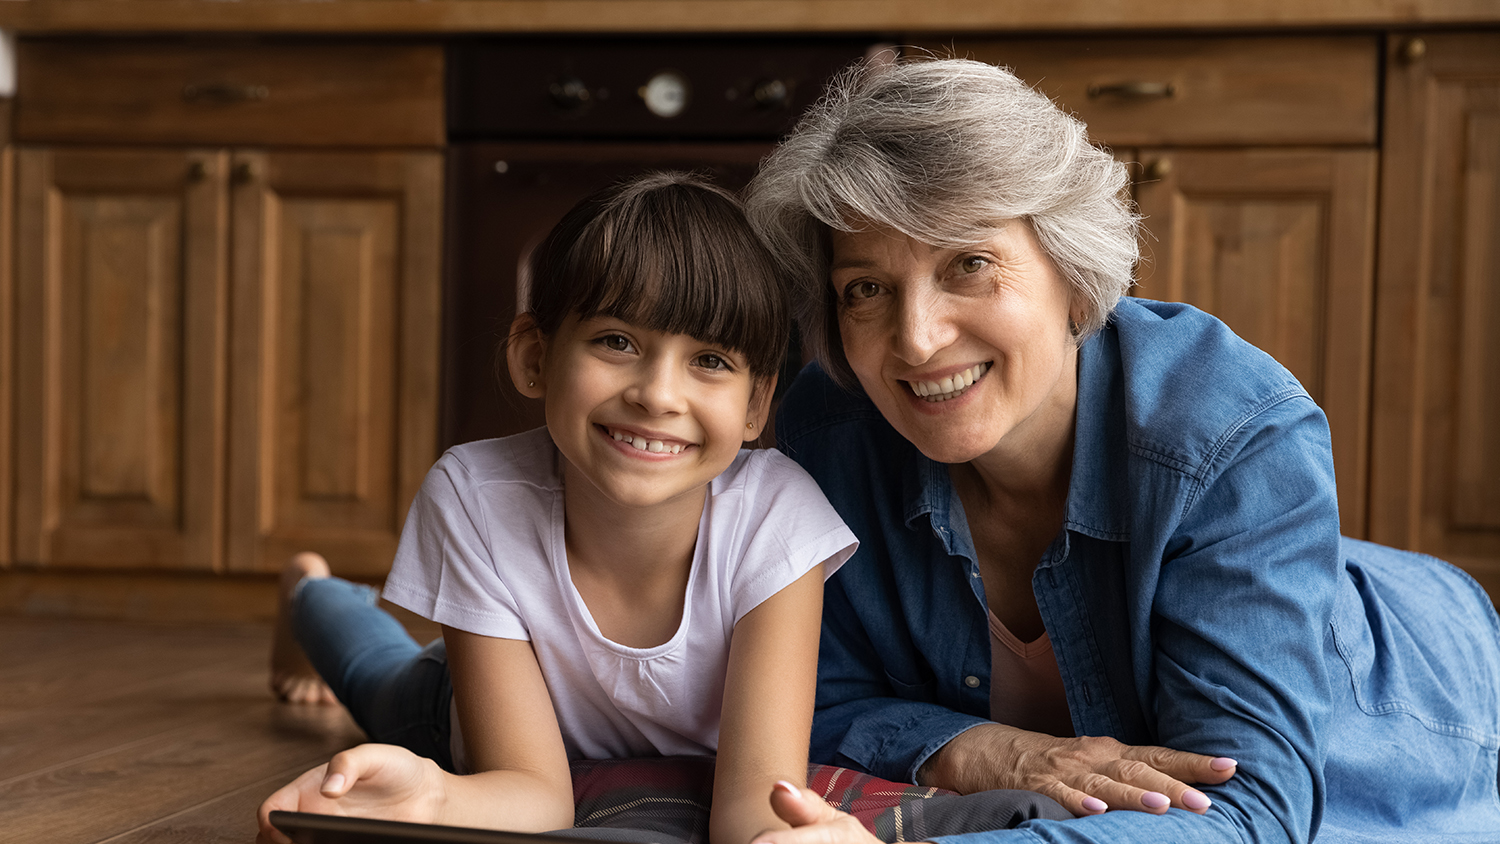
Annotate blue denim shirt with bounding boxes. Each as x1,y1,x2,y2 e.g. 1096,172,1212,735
777,299,1500,843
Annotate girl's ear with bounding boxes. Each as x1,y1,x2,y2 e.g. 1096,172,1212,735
743,373,779,444
507,313,547,399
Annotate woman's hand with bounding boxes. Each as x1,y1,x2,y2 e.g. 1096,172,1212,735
255,743,448,844
752,781,885,844
921,724,1237,817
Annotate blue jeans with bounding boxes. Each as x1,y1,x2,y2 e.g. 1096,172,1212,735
292,576,455,772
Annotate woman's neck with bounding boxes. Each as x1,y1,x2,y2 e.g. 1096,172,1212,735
963,351,1080,509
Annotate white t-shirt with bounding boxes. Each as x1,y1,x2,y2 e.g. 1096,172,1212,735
381,428,858,769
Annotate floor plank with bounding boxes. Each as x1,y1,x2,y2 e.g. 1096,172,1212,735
0,616,367,844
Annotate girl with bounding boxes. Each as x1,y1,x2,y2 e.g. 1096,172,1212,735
257,172,858,844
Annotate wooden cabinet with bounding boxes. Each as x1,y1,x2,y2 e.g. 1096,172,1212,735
226,151,441,575
14,148,229,571
1132,149,1378,536
7,41,444,586
1370,33,1500,595
920,36,1381,535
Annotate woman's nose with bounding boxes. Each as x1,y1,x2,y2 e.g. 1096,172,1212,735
893,289,957,365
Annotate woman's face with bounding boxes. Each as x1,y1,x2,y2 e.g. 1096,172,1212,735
828,220,1080,465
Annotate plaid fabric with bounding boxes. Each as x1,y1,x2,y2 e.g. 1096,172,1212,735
568,758,1068,844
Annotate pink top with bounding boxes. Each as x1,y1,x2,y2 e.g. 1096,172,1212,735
988,609,1075,737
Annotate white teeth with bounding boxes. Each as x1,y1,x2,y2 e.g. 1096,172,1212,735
908,362,990,402
608,429,685,454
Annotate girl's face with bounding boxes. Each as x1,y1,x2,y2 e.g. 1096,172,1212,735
828,220,1079,465
509,313,772,513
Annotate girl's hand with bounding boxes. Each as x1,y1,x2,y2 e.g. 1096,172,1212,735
752,781,886,844
255,744,447,844
922,724,1237,817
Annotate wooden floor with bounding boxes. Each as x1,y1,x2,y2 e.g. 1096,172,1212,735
0,614,394,844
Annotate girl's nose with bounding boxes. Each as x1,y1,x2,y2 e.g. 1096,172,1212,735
893,288,957,366
626,360,688,416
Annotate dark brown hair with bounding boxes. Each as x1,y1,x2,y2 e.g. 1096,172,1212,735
524,171,790,380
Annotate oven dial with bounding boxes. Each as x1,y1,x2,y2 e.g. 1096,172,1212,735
640,71,689,118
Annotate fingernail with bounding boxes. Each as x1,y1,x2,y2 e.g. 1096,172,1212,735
321,773,345,794
1210,757,1238,772
1182,790,1212,810
1081,797,1107,813
774,780,801,799
1141,791,1170,809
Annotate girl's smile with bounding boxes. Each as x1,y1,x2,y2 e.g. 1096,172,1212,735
600,424,697,456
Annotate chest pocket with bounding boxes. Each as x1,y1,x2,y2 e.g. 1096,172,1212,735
883,664,937,700
1329,556,1500,749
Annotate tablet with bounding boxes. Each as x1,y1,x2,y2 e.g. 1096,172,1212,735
269,811,658,844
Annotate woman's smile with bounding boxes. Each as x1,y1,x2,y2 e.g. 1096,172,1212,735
904,361,992,402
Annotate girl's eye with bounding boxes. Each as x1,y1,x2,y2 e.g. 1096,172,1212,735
600,334,633,352
959,256,988,274
842,280,883,303
695,353,731,371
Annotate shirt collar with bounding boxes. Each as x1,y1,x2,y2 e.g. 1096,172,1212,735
1066,327,1132,542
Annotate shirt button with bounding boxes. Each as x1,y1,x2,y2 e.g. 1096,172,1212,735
964,675,981,688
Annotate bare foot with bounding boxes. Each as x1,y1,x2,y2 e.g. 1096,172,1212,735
270,552,339,705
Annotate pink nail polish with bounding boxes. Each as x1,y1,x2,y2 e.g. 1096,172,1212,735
775,780,801,798
1081,797,1107,813
1210,757,1238,771
1141,791,1170,809
1182,790,1212,810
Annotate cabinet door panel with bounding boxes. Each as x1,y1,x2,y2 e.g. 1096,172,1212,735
228,150,441,575
14,148,228,569
1133,148,1377,536
1373,34,1500,593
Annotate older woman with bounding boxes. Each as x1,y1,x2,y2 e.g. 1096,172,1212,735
745,58,1500,843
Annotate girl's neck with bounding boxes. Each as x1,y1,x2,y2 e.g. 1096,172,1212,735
558,459,707,648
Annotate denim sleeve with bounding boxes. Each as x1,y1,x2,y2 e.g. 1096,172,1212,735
813,561,990,782
934,396,1340,844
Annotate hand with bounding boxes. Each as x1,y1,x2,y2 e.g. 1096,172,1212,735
922,724,1237,818
751,781,886,844
255,743,448,844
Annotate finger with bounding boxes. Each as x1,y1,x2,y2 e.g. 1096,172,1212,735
755,813,876,844
1068,771,1175,815
323,747,383,797
1121,745,1238,785
258,765,326,839
1096,757,1216,814
769,782,844,827
1034,780,1109,818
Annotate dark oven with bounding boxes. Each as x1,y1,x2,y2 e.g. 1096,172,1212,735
441,38,874,450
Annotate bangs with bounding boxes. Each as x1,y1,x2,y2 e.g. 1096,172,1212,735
529,173,789,379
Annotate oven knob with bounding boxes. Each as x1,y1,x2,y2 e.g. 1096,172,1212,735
548,77,593,112
752,78,792,110
640,71,690,118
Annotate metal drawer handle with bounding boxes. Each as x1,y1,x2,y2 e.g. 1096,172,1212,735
1086,81,1175,100
182,83,271,105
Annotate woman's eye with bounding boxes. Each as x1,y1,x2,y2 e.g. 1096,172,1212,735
842,280,883,302
600,334,632,352
959,256,988,274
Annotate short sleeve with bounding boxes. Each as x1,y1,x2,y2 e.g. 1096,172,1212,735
380,453,531,641
727,450,859,623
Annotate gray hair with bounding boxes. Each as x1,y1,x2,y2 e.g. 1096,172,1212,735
745,56,1138,388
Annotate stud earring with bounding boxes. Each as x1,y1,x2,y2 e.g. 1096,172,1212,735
528,381,535,388
746,422,755,430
